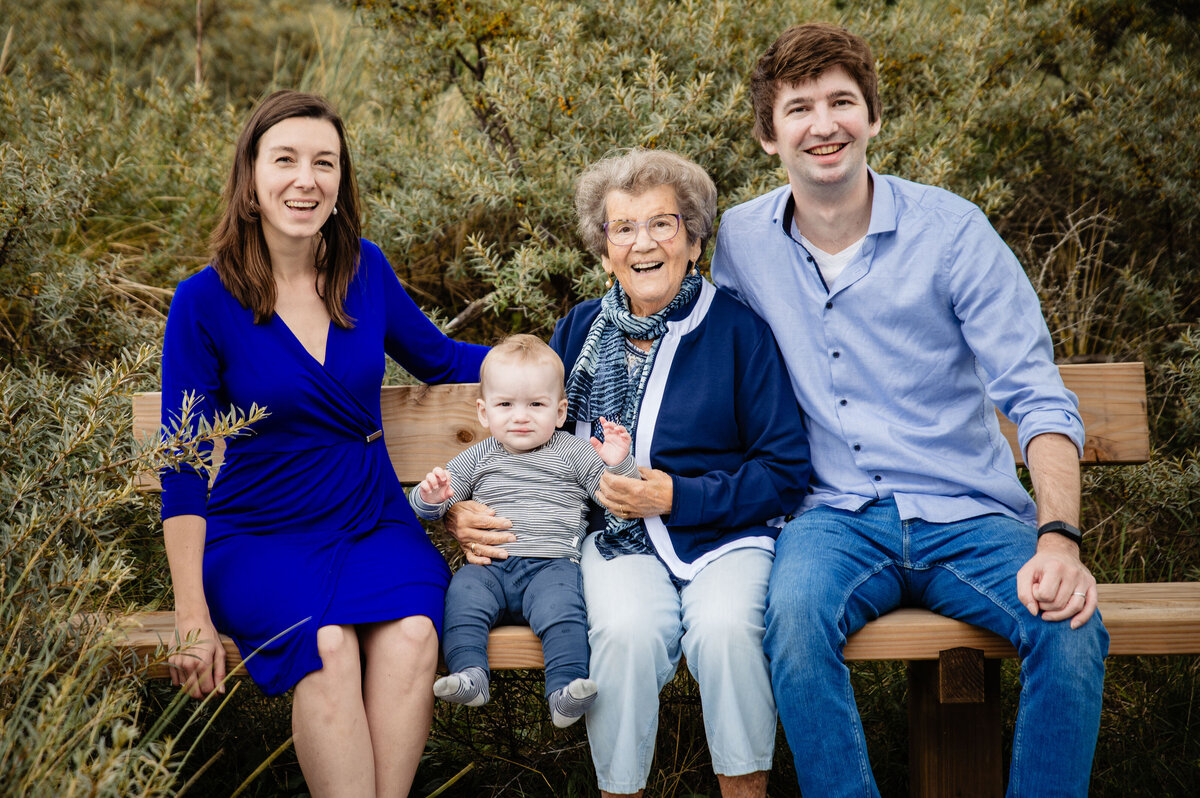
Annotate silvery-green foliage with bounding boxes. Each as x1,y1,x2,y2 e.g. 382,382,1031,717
0,345,263,796
357,0,1199,361
356,0,831,334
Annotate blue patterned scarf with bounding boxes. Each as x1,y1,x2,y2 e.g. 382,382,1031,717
564,271,703,551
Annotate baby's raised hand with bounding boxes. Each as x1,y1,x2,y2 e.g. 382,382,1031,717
591,416,632,466
417,466,454,504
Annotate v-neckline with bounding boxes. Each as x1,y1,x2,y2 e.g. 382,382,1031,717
274,313,333,369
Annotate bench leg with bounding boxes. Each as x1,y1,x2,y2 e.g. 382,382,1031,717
908,647,1003,798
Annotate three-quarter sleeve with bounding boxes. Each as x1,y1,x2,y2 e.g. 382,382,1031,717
367,242,487,384
159,275,222,520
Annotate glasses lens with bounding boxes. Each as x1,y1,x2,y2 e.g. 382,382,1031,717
606,220,637,245
604,215,680,245
648,214,679,241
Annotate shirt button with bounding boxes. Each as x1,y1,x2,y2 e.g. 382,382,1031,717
825,301,833,310
832,351,840,358
807,256,815,263
874,475,882,482
853,444,861,451
840,399,848,406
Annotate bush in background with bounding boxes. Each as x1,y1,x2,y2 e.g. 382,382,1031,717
2,0,1197,794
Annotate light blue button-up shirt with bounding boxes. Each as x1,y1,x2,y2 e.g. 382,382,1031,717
711,170,1084,526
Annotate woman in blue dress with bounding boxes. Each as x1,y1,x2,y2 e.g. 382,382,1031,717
160,90,486,797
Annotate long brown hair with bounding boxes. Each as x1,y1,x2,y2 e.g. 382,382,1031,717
209,90,362,327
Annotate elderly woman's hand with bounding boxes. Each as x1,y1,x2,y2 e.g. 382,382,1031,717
444,500,515,564
596,467,673,519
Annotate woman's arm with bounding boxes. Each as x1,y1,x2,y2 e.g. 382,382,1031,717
160,275,227,697
373,242,488,383
164,514,226,698
598,322,811,527
442,501,515,565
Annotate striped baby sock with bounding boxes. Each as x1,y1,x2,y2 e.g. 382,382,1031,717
433,666,490,707
548,677,598,728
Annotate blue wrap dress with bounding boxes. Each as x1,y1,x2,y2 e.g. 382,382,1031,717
160,239,487,695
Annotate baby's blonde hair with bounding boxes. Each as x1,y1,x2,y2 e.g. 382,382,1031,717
479,334,565,398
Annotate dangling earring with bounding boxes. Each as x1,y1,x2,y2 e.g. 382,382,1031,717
688,260,699,276
332,206,338,216
605,277,613,289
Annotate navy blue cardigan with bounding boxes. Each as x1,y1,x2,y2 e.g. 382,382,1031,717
549,278,812,579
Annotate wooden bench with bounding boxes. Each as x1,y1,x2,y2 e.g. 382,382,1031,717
111,361,1200,797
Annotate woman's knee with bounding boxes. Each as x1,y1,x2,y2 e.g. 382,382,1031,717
314,624,361,675
367,615,439,668
689,610,765,666
590,604,672,654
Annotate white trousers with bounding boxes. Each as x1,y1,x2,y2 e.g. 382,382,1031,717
580,534,777,794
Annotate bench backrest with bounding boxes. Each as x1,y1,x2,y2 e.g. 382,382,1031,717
133,362,1149,489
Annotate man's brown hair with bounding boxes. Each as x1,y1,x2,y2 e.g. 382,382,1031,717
751,23,880,144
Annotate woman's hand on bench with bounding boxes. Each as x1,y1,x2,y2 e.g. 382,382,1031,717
170,614,227,698
444,500,516,565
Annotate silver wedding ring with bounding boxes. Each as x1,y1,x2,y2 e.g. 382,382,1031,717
469,543,477,554
1072,591,1087,597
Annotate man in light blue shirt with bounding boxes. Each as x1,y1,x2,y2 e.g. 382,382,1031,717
711,22,1108,797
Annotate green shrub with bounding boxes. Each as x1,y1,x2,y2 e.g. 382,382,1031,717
0,347,261,796
2,0,1198,794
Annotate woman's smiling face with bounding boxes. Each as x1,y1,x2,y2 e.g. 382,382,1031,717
253,116,341,254
601,184,701,317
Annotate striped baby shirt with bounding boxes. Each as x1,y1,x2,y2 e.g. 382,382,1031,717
409,430,639,562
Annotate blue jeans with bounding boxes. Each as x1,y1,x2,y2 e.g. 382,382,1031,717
580,534,777,794
766,500,1108,797
441,556,586,696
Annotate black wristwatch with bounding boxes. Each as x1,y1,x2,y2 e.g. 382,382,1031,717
1037,521,1083,549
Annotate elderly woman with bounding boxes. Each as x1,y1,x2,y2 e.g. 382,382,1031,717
161,91,486,797
451,148,811,798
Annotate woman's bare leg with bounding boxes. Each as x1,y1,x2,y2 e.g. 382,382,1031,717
292,624,374,798
361,616,440,797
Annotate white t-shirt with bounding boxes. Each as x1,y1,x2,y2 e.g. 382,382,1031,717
794,223,865,288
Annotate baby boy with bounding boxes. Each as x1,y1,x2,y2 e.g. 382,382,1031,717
410,334,637,727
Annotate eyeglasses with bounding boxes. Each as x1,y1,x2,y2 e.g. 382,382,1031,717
602,213,683,246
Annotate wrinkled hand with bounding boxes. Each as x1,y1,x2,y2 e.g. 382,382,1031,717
595,467,672,519
590,416,632,467
1016,535,1098,629
417,466,454,505
169,616,227,699
444,500,515,565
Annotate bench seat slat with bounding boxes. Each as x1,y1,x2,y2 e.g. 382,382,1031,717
97,583,1200,679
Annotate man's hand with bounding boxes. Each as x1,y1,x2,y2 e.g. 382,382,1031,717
1016,535,1098,629
596,467,673,519
169,615,227,699
444,500,515,565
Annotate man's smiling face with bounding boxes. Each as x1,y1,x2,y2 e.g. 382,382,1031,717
760,65,881,196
